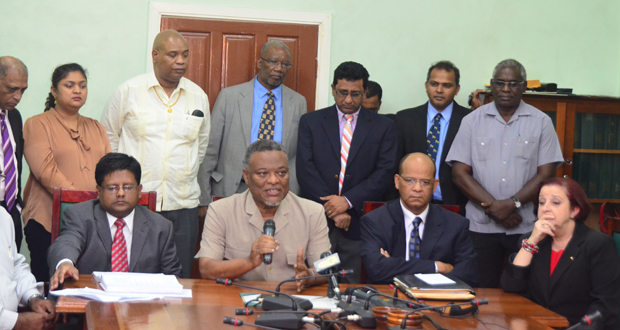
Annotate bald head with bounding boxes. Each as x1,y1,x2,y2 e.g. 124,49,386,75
0,56,27,79
152,30,189,88
153,30,188,51
399,153,436,177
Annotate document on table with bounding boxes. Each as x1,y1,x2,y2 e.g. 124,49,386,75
414,273,456,286
93,271,183,294
240,293,339,310
50,287,192,302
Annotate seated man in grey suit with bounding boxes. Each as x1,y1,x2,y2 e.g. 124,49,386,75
360,153,478,286
48,153,182,290
197,40,307,221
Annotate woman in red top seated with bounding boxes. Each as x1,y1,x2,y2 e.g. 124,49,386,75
501,177,620,329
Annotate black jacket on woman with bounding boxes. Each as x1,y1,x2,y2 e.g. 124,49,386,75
501,223,620,329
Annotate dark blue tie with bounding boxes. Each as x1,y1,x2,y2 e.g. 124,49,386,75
409,217,422,260
426,113,442,163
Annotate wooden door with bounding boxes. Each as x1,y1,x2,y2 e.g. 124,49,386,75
161,17,319,112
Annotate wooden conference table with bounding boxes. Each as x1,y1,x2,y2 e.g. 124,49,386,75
56,276,569,330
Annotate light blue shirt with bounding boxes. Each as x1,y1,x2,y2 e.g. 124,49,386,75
251,76,283,143
426,102,453,201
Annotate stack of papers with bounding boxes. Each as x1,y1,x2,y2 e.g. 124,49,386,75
93,272,183,294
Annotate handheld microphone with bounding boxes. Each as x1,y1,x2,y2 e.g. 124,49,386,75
263,220,275,265
274,269,353,292
223,317,280,330
565,311,603,330
216,278,311,311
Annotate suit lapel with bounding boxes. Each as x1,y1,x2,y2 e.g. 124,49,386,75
94,204,113,266
129,208,148,272
238,81,254,147
534,237,552,303
321,106,341,158
245,191,267,233
419,205,443,259
441,102,465,164
413,105,428,153
388,200,408,259
347,108,373,163
281,87,294,150
548,224,586,293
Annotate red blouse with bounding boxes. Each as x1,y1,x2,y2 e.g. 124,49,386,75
550,249,564,275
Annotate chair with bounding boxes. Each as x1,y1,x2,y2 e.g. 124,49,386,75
51,187,157,243
190,196,225,279
600,202,620,256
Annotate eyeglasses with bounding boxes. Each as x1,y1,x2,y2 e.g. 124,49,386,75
491,79,525,90
399,176,433,188
334,90,363,99
103,185,137,193
260,57,292,69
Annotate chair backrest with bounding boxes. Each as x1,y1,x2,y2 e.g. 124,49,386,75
600,202,620,235
51,187,157,243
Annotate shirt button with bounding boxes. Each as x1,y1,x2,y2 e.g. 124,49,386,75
504,142,508,146
525,141,529,144
481,142,485,146
505,125,509,128
502,178,506,182
335,175,338,179
503,161,507,164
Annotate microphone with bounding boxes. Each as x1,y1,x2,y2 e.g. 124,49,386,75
216,278,311,311
274,269,353,293
223,317,280,330
317,252,340,299
263,220,275,265
566,311,603,330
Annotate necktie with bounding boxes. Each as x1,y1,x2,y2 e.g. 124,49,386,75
409,217,422,260
339,115,353,195
0,113,16,211
111,219,129,272
258,91,276,140
426,113,442,163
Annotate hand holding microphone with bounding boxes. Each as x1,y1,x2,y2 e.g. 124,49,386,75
249,220,279,267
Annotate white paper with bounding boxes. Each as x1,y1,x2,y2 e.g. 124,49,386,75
414,273,456,286
92,271,183,294
240,294,338,310
50,287,192,302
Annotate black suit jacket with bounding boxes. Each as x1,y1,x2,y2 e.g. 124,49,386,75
394,102,470,209
5,109,23,208
501,223,620,329
360,200,478,286
296,105,398,240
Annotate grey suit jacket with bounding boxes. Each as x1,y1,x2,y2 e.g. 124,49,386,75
198,79,307,205
47,199,182,277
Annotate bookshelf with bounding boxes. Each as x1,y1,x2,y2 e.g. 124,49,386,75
485,93,620,203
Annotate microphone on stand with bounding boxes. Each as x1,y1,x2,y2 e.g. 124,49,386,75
216,278,311,311
316,252,341,299
263,220,275,265
565,311,603,330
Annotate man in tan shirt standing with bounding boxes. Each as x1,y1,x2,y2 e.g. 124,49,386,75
197,140,331,291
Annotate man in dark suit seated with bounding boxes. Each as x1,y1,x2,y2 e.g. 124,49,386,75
48,153,183,290
394,61,470,213
360,153,478,286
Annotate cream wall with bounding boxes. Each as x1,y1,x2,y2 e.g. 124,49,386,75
1,0,619,256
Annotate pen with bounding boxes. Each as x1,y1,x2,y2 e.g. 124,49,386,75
518,134,521,143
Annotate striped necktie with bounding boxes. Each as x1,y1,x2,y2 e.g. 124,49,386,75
258,91,276,140
409,217,422,260
339,115,353,195
0,113,17,211
426,113,442,163
111,219,129,272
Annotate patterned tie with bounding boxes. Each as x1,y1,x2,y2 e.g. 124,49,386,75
0,113,17,211
258,91,276,140
426,113,442,163
339,115,353,195
409,217,422,260
111,219,129,272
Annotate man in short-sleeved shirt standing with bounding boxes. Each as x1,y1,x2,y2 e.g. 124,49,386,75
446,59,563,288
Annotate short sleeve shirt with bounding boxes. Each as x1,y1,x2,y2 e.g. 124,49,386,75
446,100,564,234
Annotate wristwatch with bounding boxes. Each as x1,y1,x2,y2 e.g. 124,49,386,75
511,196,521,209
28,293,45,307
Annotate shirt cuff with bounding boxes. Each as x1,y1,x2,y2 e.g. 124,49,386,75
21,288,42,307
56,259,74,270
0,309,18,330
344,197,353,209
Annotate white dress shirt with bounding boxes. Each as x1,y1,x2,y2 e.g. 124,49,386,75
0,208,41,330
0,109,19,206
101,72,210,212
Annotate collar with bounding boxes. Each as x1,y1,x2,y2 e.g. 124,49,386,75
106,209,136,235
336,105,361,122
243,189,291,234
147,71,185,95
427,101,453,122
254,76,282,100
400,200,429,228
485,100,533,121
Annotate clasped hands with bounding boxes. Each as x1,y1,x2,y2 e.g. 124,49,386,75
320,195,350,231
481,199,522,229
379,248,454,273
14,296,56,330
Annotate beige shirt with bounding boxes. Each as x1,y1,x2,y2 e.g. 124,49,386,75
22,109,111,232
197,190,331,282
101,72,210,211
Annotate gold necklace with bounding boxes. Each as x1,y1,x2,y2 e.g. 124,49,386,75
153,87,182,113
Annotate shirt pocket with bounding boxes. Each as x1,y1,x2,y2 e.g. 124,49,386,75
473,137,494,161
286,252,301,266
516,136,537,159
180,116,203,142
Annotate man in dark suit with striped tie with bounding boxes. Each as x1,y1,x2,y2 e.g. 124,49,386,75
0,56,27,251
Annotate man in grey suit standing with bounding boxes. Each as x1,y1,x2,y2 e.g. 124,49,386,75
198,40,307,219
48,153,182,290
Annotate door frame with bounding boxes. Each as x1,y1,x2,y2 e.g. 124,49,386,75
148,2,332,109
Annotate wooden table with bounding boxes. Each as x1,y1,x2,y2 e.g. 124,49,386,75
56,276,569,330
